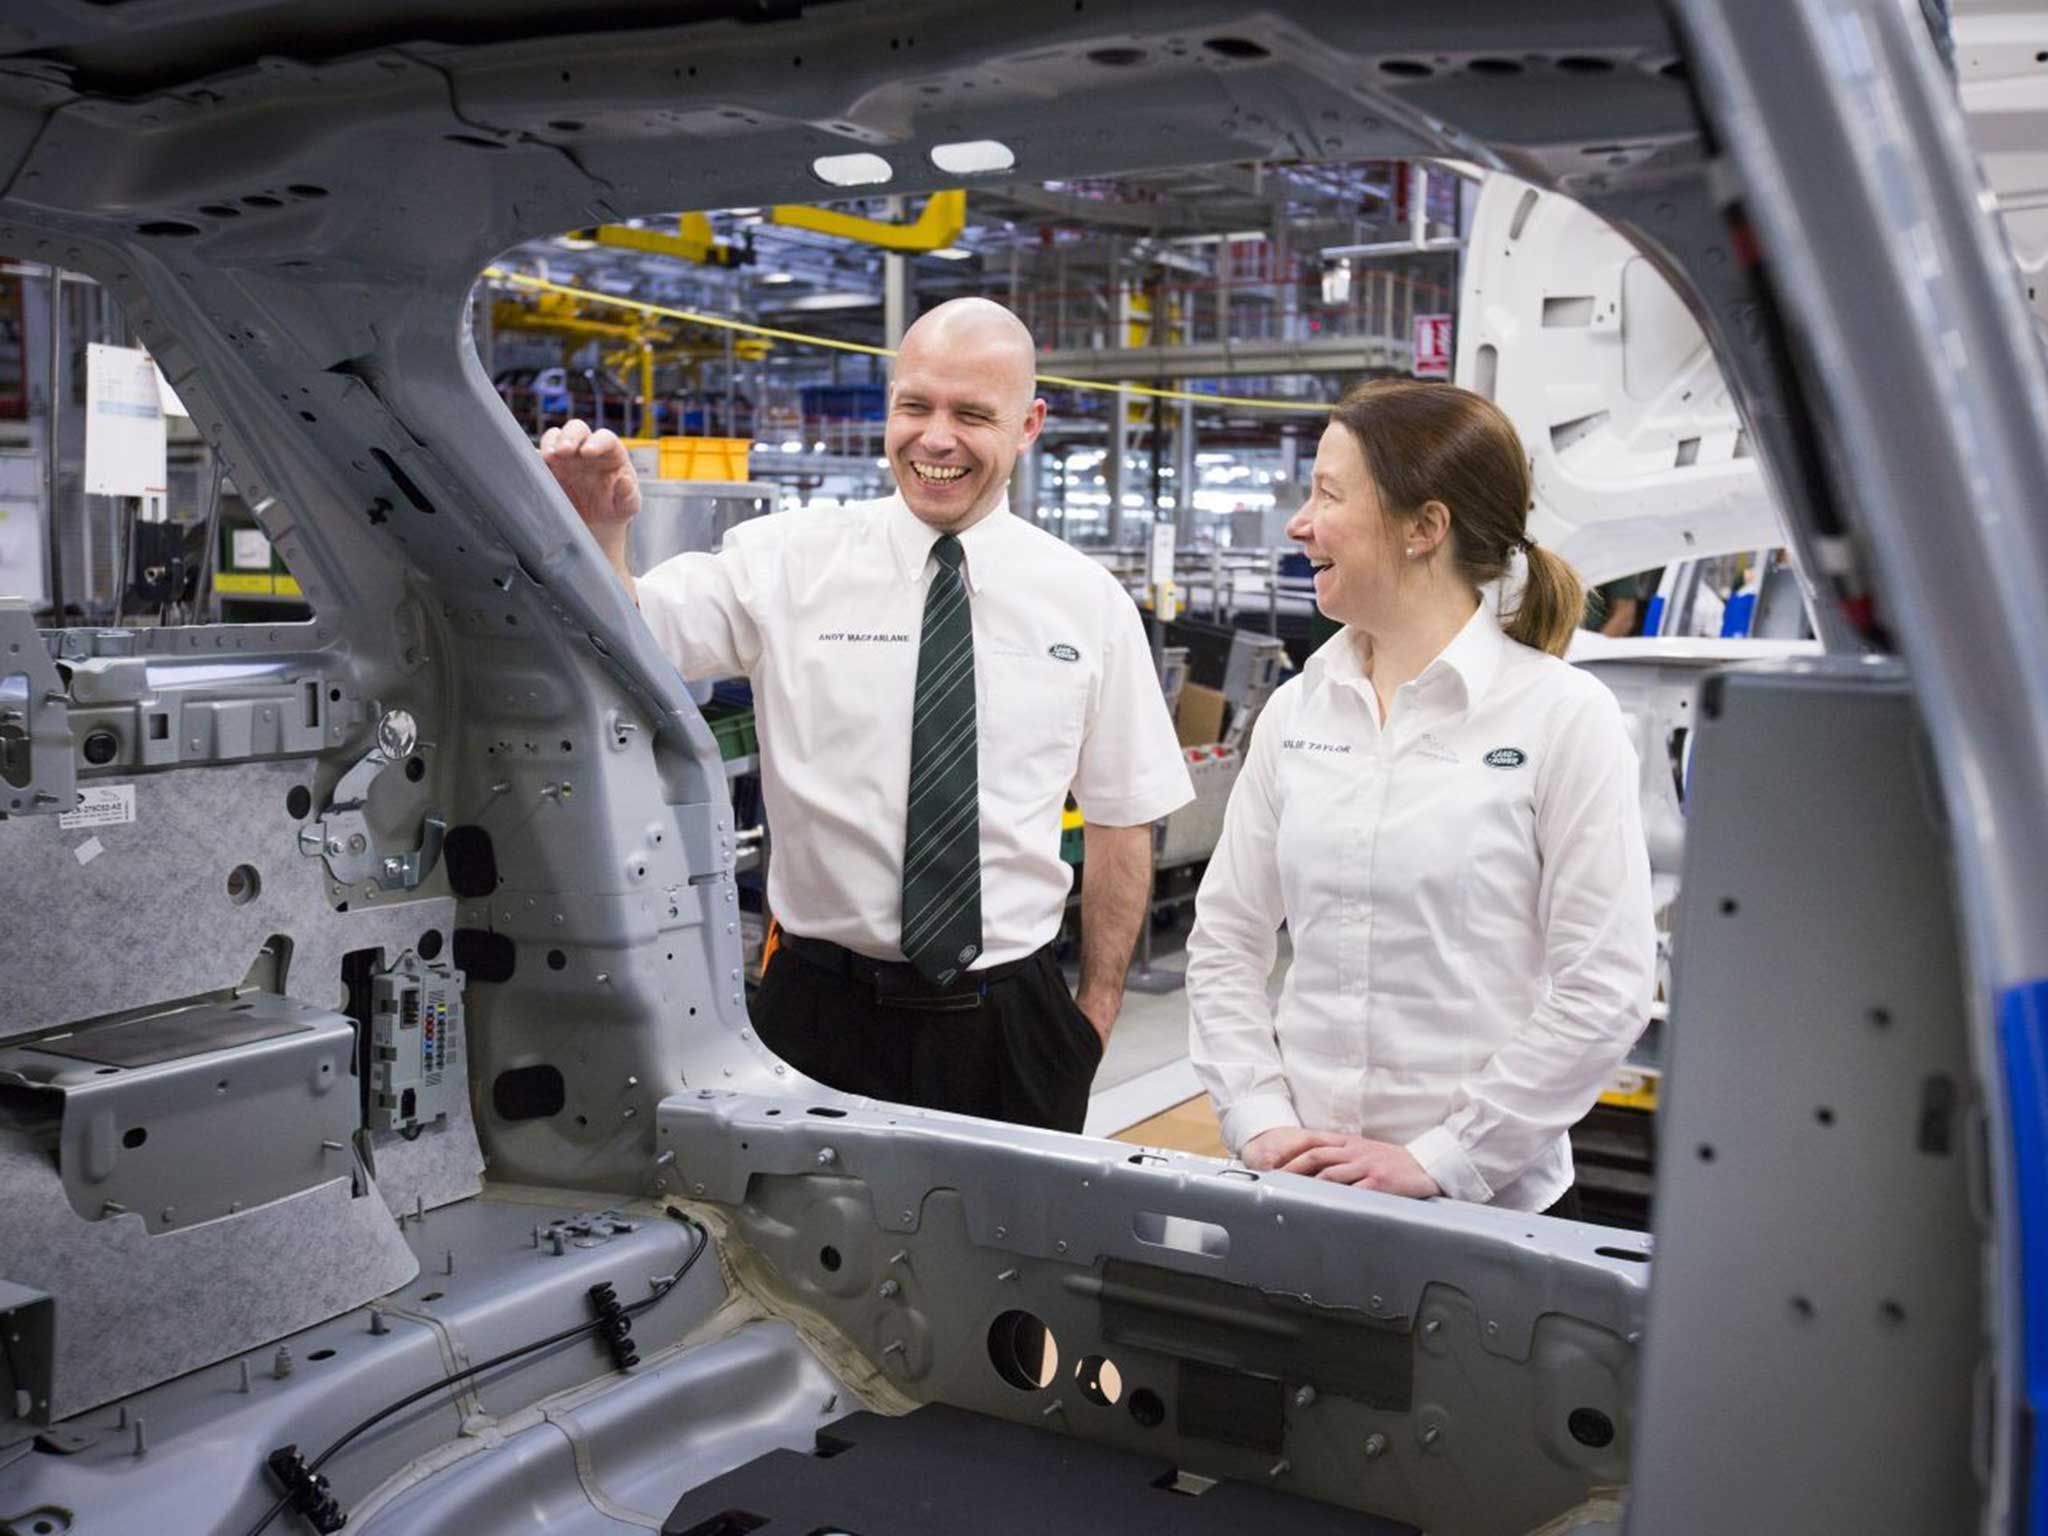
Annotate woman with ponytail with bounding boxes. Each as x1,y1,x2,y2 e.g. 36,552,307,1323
1185,379,1655,1216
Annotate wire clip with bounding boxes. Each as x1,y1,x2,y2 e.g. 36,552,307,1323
587,1282,639,1372
266,1445,348,1533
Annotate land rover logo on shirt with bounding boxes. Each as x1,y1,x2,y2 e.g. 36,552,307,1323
1048,643,1081,663
1485,747,1527,769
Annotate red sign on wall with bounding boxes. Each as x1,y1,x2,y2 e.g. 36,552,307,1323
1413,313,1454,379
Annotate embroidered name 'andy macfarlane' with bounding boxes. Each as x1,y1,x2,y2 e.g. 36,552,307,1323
817,631,912,643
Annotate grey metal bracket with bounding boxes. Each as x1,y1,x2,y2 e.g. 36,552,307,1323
0,995,360,1235
0,600,76,818
0,1281,54,1439
298,707,446,890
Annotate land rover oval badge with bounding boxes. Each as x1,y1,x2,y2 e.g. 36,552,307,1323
1484,747,1527,769
1048,643,1081,663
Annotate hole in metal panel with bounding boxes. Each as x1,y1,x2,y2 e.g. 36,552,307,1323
811,152,893,187
1132,1211,1230,1258
226,864,261,905
1128,1387,1166,1427
987,1309,1058,1390
1472,342,1499,399
929,138,1015,174
1202,37,1270,60
122,1126,147,1149
1568,1406,1615,1447
1542,294,1597,327
1075,1353,1123,1405
493,1063,566,1121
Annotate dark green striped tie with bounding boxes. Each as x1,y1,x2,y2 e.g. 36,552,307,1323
901,534,983,986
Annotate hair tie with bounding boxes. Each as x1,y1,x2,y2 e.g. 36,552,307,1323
1518,535,1537,555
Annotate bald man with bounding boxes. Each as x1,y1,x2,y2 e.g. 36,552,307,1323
544,298,1193,1131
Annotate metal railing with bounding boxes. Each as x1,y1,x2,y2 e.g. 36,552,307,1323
1014,267,1454,356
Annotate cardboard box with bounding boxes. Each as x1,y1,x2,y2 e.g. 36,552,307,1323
1175,683,1227,747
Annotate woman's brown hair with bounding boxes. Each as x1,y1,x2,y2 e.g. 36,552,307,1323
1329,378,1583,657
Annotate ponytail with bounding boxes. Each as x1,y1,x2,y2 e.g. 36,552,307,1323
1503,544,1584,658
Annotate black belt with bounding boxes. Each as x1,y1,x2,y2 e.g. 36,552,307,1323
778,932,1045,1009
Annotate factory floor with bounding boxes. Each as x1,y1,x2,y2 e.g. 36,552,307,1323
1083,933,1291,1160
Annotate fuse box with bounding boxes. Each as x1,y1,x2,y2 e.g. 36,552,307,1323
368,953,465,1134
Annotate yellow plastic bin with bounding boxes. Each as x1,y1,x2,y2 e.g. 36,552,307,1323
658,436,752,482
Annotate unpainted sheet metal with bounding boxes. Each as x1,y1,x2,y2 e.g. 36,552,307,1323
1,757,455,1038
658,1094,1648,1536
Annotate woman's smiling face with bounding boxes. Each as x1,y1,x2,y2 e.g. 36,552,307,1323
1286,421,1404,627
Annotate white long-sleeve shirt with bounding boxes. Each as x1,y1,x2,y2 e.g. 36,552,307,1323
1185,605,1655,1212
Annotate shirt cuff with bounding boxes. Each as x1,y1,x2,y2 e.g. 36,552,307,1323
1407,1125,1495,1206
1219,1094,1302,1157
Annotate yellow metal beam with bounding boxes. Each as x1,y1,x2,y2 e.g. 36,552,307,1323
580,211,745,267
484,266,1333,414
767,190,965,253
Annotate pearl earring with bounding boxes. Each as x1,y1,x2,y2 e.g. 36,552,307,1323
1406,546,1417,559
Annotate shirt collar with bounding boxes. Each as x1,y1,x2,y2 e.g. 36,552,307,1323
885,490,1010,595
1302,601,1506,715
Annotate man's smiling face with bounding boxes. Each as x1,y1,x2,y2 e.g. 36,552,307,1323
885,299,1046,533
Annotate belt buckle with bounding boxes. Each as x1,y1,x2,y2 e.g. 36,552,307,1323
874,969,985,1012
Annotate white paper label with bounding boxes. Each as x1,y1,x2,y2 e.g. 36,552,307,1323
84,344,168,498
231,528,273,570
73,836,105,866
1148,520,1176,586
59,783,136,830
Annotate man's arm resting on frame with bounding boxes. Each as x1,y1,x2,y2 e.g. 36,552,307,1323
1075,819,1153,1046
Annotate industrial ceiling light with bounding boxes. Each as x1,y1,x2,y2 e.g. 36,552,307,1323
928,247,974,260
783,292,878,311
760,271,795,284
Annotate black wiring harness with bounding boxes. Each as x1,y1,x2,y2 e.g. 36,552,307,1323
246,1213,708,1536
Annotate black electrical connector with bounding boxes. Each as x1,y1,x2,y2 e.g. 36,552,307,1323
265,1446,348,1533
245,1215,706,1536
587,1281,641,1371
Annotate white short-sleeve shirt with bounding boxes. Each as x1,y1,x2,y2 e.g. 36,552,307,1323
635,492,1194,968
1185,604,1656,1211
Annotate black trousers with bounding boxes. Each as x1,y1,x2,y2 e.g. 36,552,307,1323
753,937,1105,1132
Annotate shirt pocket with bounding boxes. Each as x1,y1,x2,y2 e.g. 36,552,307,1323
1450,761,1540,951
979,650,1088,809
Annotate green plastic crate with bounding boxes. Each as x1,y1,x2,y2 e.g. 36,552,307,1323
701,700,756,761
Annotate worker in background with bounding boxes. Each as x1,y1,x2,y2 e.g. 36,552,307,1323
543,297,1194,1133
1185,379,1655,1216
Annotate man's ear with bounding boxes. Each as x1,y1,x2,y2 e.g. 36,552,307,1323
1020,396,1048,447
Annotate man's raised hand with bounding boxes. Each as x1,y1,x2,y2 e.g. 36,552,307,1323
540,419,642,531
